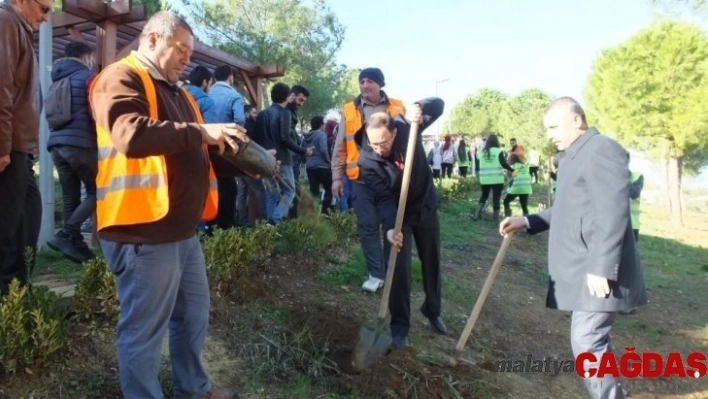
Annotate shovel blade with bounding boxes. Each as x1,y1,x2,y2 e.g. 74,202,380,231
352,325,392,372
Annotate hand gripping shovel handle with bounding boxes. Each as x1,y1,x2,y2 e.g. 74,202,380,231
452,232,514,362
377,121,420,320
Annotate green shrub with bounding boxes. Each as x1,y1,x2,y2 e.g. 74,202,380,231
0,280,69,374
327,211,358,241
202,223,277,292
73,257,119,323
276,218,336,255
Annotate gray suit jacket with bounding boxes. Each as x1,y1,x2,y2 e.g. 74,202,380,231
527,128,647,312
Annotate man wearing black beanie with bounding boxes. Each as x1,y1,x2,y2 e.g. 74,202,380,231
331,68,407,293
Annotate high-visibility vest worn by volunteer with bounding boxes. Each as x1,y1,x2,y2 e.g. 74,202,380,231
507,162,532,195
90,54,218,231
342,98,406,180
478,147,504,185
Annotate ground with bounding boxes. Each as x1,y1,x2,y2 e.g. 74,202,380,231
1,180,707,399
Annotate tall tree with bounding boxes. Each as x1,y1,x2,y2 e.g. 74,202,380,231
496,88,553,153
585,20,708,227
183,0,355,124
446,89,507,136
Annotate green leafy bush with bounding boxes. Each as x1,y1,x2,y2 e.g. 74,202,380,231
0,280,69,374
73,257,119,323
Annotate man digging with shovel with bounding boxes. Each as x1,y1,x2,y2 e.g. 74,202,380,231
357,97,447,356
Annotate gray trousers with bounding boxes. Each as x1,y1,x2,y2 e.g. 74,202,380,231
571,311,625,399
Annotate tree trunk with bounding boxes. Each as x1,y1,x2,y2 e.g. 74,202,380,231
666,142,683,227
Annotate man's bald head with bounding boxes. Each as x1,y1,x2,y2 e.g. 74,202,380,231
544,96,587,126
543,96,588,151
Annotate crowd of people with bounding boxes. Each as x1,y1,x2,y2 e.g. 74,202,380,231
1,5,648,398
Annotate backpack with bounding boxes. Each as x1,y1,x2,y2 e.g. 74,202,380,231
45,76,75,130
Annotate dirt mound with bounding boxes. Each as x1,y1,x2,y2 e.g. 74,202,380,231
341,347,455,399
286,303,486,398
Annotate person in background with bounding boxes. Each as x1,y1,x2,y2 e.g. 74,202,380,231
470,134,514,221
629,167,644,243
331,67,406,293
527,146,541,183
45,41,97,263
235,104,265,225
456,137,472,178
184,65,218,123
302,115,333,215
427,140,442,180
287,85,310,219
440,134,456,178
502,153,532,216
258,82,312,225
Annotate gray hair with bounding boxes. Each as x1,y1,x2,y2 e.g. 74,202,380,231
545,96,587,125
140,11,193,40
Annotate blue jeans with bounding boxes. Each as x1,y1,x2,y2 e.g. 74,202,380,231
266,164,295,224
101,236,211,399
338,174,352,212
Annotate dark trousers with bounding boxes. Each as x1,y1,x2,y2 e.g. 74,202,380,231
503,193,529,215
478,183,504,211
458,166,469,177
474,158,480,175
432,169,441,179
306,167,333,214
213,176,236,229
441,163,453,178
389,206,442,338
352,182,390,280
0,152,41,293
571,312,625,399
633,229,639,243
529,166,539,183
51,146,97,237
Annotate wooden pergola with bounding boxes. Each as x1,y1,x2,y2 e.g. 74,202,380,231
39,0,285,109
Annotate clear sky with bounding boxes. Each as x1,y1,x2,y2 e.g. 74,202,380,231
329,0,667,134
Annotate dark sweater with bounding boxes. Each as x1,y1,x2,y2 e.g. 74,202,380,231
358,97,444,231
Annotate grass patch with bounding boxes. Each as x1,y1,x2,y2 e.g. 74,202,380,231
32,250,82,282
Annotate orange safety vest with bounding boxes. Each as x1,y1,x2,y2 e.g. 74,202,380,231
342,98,406,180
90,54,218,231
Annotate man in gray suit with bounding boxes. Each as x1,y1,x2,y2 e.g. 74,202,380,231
500,97,646,399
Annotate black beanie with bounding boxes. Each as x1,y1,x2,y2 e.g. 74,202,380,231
358,67,385,87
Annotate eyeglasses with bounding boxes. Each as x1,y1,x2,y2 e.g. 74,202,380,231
34,0,51,15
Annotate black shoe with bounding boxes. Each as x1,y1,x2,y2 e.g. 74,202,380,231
428,316,448,335
72,235,96,262
420,307,447,335
390,335,409,349
618,307,637,316
47,231,90,263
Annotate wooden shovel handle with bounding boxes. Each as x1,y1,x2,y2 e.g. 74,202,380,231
453,232,514,354
377,121,420,320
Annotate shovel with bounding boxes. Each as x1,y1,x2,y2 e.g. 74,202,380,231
449,232,514,367
352,120,421,372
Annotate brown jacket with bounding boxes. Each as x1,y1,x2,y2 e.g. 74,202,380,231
0,5,40,157
91,51,218,243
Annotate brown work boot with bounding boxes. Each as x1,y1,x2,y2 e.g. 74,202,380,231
201,388,239,399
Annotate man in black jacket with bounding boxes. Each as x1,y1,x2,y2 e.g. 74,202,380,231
45,41,97,263
358,97,447,348
256,82,312,224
